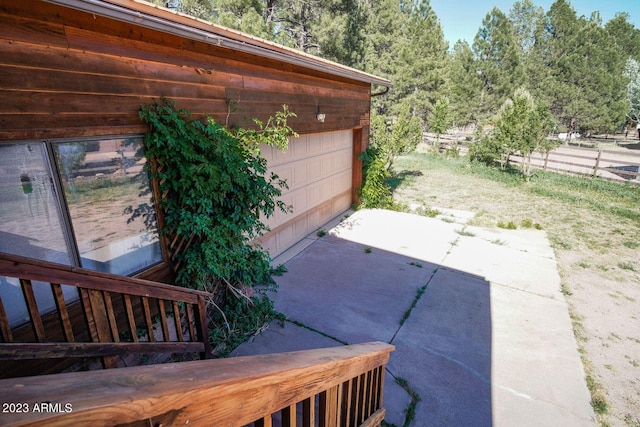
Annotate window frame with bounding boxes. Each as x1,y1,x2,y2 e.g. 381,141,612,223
0,134,165,277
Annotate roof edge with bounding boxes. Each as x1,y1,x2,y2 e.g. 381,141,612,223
43,0,392,88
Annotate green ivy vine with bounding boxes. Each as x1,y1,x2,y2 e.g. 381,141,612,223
139,98,296,354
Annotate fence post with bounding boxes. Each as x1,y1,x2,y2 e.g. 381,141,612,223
543,151,549,171
593,150,602,177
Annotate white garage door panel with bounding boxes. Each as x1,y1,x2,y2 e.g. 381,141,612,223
259,130,353,256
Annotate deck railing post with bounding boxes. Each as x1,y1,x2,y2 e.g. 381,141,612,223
196,294,212,359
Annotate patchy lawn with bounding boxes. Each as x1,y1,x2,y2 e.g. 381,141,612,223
391,147,640,427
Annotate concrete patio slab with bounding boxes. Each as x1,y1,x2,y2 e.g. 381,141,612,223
407,204,477,224
232,319,341,356
330,209,460,265
387,268,493,426
489,284,594,427
463,226,557,259
234,209,596,426
442,233,563,299
266,235,434,344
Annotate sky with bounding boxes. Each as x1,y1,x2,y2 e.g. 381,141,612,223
430,0,640,46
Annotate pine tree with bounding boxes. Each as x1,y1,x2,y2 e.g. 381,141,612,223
361,0,407,116
448,40,482,126
473,7,525,119
392,0,449,123
212,0,274,39
308,0,367,67
541,0,626,137
605,13,640,62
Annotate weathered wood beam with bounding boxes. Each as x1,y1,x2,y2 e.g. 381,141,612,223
0,342,205,359
0,342,393,427
0,254,208,303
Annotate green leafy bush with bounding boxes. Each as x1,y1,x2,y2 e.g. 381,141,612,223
139,98,296,353
370,108,422,172
468,132,509,168
469,89,555,178
359,109,422,209
497,220,518,230
359,144,395,208
209,295,281,357
430,97,452,145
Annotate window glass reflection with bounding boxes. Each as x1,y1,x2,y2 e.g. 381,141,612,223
54,137,163,275
0,143,77,326
0,143,72,265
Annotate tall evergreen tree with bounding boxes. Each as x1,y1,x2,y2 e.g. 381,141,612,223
541,0,626,136
605,13,640,62
361,0,407,116
393,0,449,123
212,0,274,39
341,0,369,68
308,0,367,67
448,40,482,125
473,7,525,119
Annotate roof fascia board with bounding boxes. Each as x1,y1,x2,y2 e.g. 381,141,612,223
42,0,392,88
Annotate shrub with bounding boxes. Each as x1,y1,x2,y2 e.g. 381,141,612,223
359,144,396,209
139,98,297,352
370,108,422,172
497,221,517,230
469,88,555,178
359,109,422,209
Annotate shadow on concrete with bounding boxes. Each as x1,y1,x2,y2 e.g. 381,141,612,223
235,232,493,427
235,207,595,426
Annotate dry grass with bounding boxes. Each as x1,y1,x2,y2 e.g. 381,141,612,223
391,147,640,427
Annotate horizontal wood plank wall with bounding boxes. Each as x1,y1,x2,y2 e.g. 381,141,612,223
0,0,372,141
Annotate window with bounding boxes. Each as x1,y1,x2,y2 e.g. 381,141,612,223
0,136,163,326
52,137,163,275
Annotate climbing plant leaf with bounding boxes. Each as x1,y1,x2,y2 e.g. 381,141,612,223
139,98,297,297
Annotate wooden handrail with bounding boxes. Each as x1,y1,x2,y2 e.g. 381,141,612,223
0,252,213,370
0,252,210,302
0,342,394,427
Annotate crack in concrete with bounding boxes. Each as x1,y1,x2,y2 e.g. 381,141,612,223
380,236,461,426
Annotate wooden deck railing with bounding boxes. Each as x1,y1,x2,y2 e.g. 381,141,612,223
0,252,212,371
0,341,394,427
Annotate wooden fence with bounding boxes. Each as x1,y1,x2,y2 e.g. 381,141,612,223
508,146,640,183
426,132,640,182
0,342,394,427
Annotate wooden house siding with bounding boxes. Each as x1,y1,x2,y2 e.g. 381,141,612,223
0,0,373,142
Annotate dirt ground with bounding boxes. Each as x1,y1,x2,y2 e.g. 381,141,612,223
392,142,640,427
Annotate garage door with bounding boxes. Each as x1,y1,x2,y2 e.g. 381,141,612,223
259,129,353,257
